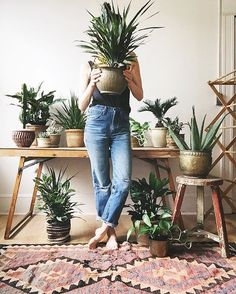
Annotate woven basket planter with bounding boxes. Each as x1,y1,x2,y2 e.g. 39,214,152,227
46,220,71,244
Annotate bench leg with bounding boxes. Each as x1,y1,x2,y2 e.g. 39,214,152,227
172,183,186,229
211,186,230,258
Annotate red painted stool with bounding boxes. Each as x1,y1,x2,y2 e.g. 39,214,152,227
172,176,229,258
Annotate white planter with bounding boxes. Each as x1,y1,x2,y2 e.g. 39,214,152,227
37,138,51,148
150,127,167,147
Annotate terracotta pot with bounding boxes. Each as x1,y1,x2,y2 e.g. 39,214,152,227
12,130,35,147
96,66,127,95
49,134,61,147
37,138,51,148
47,220,71,244
150,239,169,257
150,127,167,147
26,124,47,146
179,150,212,178
65,129,84,147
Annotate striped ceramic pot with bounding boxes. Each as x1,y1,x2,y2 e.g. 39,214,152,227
46,220,71,244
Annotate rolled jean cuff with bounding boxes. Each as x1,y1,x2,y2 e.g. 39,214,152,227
101,219,117,228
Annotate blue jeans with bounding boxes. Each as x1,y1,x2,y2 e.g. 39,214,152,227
84,105,131,227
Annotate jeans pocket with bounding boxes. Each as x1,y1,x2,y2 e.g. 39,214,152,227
88,106,106,119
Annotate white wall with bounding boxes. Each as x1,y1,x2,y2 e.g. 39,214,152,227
0,0,222,215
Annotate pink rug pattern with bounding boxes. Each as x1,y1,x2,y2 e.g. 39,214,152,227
0,242,236,293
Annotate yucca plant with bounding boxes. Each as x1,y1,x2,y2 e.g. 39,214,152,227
168,107,227,151
77,1,161,67
53,95,86,129
139,97,178,127
35,167,82,223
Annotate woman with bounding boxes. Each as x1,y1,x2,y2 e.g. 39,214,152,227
79,58,143,249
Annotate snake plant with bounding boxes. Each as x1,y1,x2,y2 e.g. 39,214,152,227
77,1,161,67
168,107,227,151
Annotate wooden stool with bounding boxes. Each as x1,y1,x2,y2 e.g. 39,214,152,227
172,176,229,258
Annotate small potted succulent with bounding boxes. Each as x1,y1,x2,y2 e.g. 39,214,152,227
77,1,161,94
34,167,83,243
168,107,228,177
53,95,86,147
126,172,173,246
7,82,58,146
46,120,63,147
37,132,51,148
164,116,185,148
139,97,178,147
130,118,150,147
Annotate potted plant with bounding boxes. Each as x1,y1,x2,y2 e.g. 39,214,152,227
137,213,191,257
37,131,51,148
46,120,63,147
130,118,150,147
164,116,184,148
126,172,173,246
139,97,178,147
168,107,227,177
53,95,86,147
6,84,35,147
7,82,58,146
34,167,83,243
77,1,161,94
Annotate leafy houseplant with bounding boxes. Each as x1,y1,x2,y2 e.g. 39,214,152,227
35,167,82,243
126,172,173,245
77,1,161,94
7,82,58,147
164,116,185,148
139,97,178,147
46,120,63,147
168,107,228,177
130,118,149,147
53,95,86,147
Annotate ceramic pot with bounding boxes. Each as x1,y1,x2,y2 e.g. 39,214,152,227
151,127,167,147
12,130,35,147
37,138,51,148
149,239,169,257
26,124,47,146
47,220,71,244
179,150,212,177
65,129,84,147
49,134,61,147
96,66,127,94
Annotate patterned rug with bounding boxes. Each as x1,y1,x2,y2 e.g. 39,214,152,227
0,242,236,294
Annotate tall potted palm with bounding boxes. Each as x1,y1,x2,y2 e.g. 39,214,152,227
139,97,178,147
77,1,161,94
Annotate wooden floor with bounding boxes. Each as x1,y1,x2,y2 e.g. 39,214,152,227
0,214,236,244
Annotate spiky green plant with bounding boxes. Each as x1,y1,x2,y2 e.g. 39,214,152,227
77,1,161,67
53,95,86,129
168,107,227,151
6,82,58,126
34,167,82,223
139,97,178,127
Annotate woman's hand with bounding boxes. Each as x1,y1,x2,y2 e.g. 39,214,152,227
123,66,134,85
123,62,143,101
89,68,102,87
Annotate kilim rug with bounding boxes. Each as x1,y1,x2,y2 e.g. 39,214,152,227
0,242,236,294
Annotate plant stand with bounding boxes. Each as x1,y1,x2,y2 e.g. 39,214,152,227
208,70,236,215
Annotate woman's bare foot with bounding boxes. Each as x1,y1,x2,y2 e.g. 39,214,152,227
106,227,118,250
88,223,109,249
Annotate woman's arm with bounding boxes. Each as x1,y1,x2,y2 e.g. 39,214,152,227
78,63,101,112
123,58,143,101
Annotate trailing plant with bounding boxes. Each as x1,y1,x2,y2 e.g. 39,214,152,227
53,95,86,129
139,97,178,127
34,167,82,223
77,1,161,67
6,82,58,126
125,172,173,240
130,118,149,146
168,107,228,151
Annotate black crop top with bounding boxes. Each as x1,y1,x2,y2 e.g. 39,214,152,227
89,62,131,113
